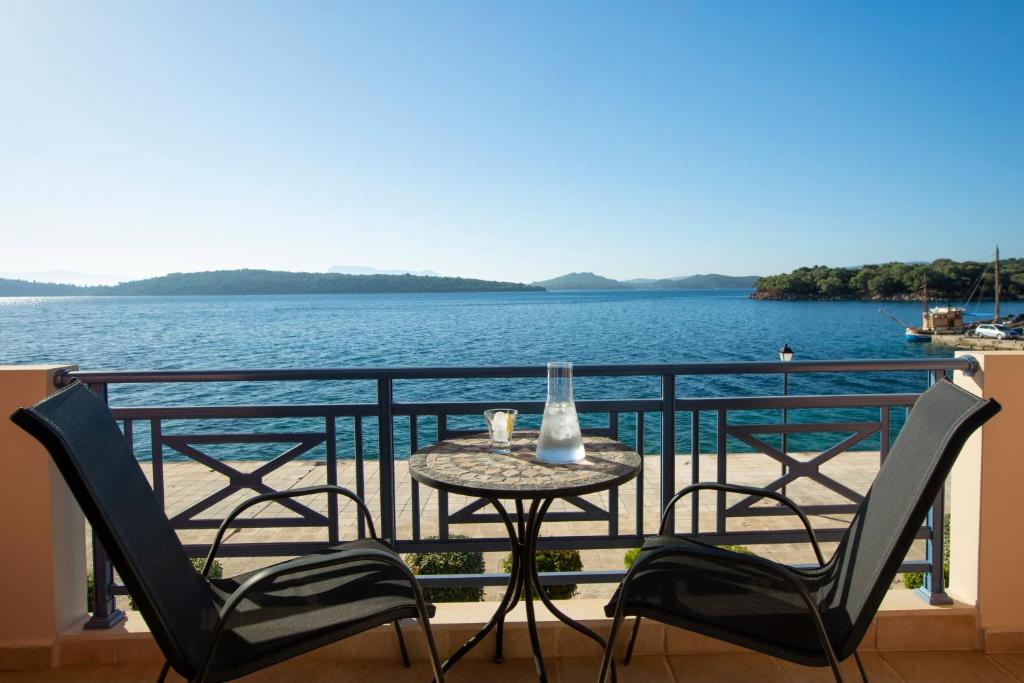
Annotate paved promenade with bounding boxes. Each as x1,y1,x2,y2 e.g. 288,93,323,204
120,450,921,600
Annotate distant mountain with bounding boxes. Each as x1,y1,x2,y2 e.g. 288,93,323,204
533,272,757,290
0,269,544,297
0,270,124,286
531,272,630,290
328,265,441,277
0,277,87,296
658,274,758,289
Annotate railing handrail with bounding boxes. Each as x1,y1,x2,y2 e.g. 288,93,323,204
55,357,972,386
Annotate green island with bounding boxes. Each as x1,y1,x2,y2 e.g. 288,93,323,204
0,269,545,297
752,259,1024,301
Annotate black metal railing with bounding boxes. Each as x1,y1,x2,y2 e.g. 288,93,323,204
56,357,973,627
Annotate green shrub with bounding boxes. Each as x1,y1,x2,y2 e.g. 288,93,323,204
89,558,223,612
404,535,485,603
719,544,756,556
902,572,924,590
624,544,754,569
502,549,583,600
901,513,951,590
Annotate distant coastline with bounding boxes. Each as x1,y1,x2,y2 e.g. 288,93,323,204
0,269,545,297
752,259,1023,302
532,272,758,290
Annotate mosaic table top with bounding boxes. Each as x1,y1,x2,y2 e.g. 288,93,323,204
409,431,641,499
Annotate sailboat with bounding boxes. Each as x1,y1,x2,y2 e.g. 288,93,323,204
899,277,956,342
962,245,1003,331
895,246,1002,341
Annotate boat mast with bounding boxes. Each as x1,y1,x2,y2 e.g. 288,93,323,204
922,275,929,329
994,245,1001,321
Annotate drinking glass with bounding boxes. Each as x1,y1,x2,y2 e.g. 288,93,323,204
484,409,518,453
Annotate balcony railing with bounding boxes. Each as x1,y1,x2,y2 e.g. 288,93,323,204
55,357,974,628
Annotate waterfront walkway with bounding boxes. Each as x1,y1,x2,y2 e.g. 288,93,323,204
118,450,921,601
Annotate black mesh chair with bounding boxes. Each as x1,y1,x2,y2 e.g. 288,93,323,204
599,378,999,683
11,382,446,683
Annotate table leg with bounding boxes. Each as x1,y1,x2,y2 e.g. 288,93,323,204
495,500,527,663
437,496,615,683
527,498,617,683
436,498,524,679
522,499,549,682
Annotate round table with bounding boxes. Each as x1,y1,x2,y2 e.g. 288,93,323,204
409,432,641,683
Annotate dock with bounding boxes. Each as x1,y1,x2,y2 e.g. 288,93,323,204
930,335,1024,350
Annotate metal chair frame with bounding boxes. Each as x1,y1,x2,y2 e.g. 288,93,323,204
149,484,445,683
602,482,870,683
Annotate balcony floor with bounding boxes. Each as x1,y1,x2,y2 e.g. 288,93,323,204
4,652,1024,683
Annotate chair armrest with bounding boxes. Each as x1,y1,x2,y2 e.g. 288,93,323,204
660,482,826,566
195,547,425,683
202,485,377,577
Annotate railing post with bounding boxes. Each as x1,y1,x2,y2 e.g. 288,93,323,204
437,415,449,540
85,533,124,628
918,487,952,605
354,417,366,539
660,374,676,535
325,417,339,545
83,382,126,629
377,378,397,544
690,410,700,534
915,368,952,605
716,409,727,534
410,416,421,541
635,411,645,536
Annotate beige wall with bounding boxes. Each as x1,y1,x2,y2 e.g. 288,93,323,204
951,351,1024,651
0,366,85,651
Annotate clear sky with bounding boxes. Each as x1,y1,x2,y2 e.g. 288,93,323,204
1,2,1021,283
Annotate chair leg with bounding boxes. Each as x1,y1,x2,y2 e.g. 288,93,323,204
597,604,627,683
156,660,171,683
418,614,446,683
853,651,870,683
393,620,411,668
622,617,641,665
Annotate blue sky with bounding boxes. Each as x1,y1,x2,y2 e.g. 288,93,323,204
1,2,1021,283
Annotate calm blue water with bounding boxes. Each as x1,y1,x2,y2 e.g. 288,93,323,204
3,290,1018,459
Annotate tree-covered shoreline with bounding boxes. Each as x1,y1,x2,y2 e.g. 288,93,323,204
752,259,1023,301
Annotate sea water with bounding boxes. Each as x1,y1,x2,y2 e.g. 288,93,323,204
3,289,1021,460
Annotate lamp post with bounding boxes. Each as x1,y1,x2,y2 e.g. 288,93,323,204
779,344,794,493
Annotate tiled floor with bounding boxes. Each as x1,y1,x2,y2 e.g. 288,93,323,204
4,653,1024,683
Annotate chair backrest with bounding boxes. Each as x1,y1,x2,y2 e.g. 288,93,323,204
10,382,215,674
823,378,999,657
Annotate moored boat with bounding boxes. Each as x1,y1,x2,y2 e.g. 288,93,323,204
905,328,932,342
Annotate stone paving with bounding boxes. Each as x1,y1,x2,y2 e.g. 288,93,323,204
104,450,929,602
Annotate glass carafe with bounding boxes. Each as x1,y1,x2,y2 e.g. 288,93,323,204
536,362,586,463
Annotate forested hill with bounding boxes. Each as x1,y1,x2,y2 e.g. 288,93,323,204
0,278,88,296
0,269,545,296
752,259,1023,301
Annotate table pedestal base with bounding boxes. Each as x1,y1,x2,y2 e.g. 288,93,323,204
436,498,616,683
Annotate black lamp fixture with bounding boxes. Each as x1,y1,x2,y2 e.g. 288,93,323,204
779,344,794,363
